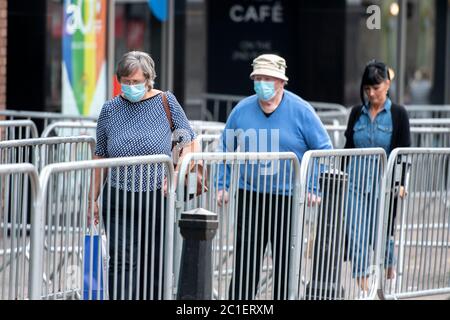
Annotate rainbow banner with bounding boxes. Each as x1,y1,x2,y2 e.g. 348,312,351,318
62,0,107,116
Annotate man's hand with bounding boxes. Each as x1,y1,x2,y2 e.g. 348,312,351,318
217,190,229,207
307,193,321,207
87,200,99,226
398,186,407,199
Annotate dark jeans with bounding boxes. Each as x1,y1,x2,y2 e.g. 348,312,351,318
229,189,292,300
101,186,165,300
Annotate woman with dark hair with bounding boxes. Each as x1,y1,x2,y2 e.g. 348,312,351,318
344,60,411,293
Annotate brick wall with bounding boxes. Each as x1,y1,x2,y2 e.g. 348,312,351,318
0,0,6,111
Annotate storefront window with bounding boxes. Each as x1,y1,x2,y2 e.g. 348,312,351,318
113,1,163,95
404,0,435,105
45,0,164,112
344,0,436,106
46,0,63,112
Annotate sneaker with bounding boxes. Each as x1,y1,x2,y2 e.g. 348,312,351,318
359,289,369,300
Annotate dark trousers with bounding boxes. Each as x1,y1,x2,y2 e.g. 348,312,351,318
229,189,292,300
101,186,165,300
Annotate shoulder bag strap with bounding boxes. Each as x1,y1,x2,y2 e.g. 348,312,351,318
161,92,175,132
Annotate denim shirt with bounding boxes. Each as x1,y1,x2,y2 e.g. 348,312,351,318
353,98,393,156
349,98,393,194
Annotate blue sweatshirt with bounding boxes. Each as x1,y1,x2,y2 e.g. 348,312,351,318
217,90,333,194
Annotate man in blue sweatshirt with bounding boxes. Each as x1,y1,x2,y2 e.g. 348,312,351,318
217,54,332,300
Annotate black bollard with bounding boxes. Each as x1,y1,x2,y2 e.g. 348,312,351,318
177,208,218,300
305,170,347,300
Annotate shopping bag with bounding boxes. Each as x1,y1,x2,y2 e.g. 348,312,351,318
83,226,109,300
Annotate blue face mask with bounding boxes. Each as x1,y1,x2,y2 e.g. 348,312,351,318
121,83,147,103
254,81,276,101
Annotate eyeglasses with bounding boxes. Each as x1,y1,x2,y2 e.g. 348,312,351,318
120,79,146,86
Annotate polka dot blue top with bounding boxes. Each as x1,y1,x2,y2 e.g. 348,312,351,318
95,91,196,192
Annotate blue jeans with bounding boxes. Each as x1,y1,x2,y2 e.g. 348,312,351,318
346,188,395,278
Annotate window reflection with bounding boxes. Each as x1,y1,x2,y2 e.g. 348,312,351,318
45,1,163,110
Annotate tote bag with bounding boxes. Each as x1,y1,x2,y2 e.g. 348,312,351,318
83,225,109,300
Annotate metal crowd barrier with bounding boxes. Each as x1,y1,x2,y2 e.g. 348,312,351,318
0,110,97,129
40,120,228,138
0,136,95,171
0,163,42,300
324,125,346,148
199,94,351,127
174,152,302,300
310,102,349,126
293,148,387,300
199,94,351,126
40,120,225,140
0,137,94,300
379,148,450,300
190,121,225,136
38,118,229,138
410,127,450,148
406,105,450,119
201,94,245,122
41,121,97,139
2,146,449,301
408,119,450,148
410,119,450,127
324,125,450,149
0,120,38,141
190,120,226,128
38,155,175,300
197,134,221,152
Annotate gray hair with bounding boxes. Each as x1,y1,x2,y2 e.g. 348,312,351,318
116,51,157,88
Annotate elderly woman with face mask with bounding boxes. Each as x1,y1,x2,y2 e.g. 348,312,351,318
88,51,198,300
344,60,411,295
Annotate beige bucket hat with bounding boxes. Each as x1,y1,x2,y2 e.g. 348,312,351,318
250,54,289,81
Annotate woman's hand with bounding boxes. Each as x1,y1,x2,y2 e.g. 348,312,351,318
163,171,178,196
163,177,168,196
217,190,229,207
87,199,99,226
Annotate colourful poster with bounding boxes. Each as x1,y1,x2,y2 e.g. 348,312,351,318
62,0,107,116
